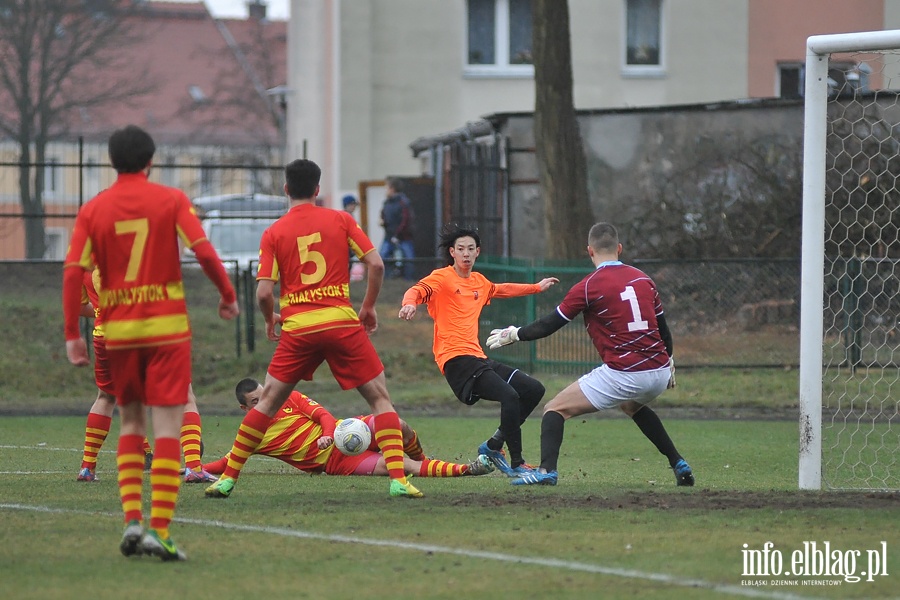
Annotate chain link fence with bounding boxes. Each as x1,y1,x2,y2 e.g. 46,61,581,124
0,257,819,372
477,257,803,373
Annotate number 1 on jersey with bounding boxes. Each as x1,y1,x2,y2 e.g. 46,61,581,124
620,285,649,332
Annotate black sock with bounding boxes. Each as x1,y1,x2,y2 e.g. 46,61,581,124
631,406,682,467
490,428,504,445
540,411,565,472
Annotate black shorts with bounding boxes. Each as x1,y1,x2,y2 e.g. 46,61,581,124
442,355,518,406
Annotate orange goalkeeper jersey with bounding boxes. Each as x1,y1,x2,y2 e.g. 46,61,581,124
402,266,541,372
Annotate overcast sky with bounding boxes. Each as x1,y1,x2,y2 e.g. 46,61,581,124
160,0,290,20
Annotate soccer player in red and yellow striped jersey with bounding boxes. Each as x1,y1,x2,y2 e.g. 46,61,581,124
205,158,421,500
63,125,239,561
399,225,558,477
75,268,153,482
201,379,493,478
76,268,217,484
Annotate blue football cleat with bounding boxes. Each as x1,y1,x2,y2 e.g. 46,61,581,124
673,459,694,487
510,470,558,486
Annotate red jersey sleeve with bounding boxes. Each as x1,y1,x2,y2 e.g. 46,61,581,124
256,226,277,282
174,193,209,249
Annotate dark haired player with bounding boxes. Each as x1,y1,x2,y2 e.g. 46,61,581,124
63,125,239,560
201,378,493,478
399,224,558,477
206,159,424,499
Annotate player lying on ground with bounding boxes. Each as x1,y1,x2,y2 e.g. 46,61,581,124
201,378,494,478
487,222,694,488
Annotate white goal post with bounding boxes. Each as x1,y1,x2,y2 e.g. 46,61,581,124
800,30,900,490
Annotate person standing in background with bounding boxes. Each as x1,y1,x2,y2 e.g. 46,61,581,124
379,177,415,280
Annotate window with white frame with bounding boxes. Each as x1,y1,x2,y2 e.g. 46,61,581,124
200,161,220,195
778,63,802,99
466,0,533,77
624,0,662,73
83,160,101,200
43,157,61,199
44,227,67,260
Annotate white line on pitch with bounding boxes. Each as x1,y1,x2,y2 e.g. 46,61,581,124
0,444,112,453
0,471,71,475
0,502,812,600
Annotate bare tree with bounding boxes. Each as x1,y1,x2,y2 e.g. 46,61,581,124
532,0,595,259
0,0,151,258
624,134,803,259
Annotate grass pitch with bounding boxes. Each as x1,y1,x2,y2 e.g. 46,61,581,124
1,416,897,600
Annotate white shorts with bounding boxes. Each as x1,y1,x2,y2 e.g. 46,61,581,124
577,364,670,411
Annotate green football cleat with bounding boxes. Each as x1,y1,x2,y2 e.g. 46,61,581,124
119,520,143,557
140,529,186,561
204,476,235,498
389,478,424,498
465,454,495,476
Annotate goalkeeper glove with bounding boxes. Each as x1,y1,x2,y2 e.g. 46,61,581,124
667,357,676,389
487,326,520,350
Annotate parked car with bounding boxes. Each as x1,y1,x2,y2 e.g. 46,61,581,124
191,192,287,218
184,193,288,273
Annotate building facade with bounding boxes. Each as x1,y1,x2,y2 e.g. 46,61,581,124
286,0,900,201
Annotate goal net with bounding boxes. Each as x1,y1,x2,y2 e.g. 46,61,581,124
800,31,900,491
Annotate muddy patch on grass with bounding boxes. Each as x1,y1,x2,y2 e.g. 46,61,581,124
447,489,899,510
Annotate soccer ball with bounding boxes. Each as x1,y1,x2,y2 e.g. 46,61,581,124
333,418,372,456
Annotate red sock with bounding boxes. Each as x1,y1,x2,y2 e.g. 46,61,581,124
181,410,203,472
201,455,228,475
81,413,111,470
419,458,465,477
222,409,272,480
149,437,182,538
403,430,426,461
116,434,145,524
374,412,406,482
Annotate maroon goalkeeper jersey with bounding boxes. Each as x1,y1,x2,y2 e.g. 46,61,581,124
557,261,669,372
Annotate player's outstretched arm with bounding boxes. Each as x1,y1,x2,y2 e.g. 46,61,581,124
536,277,559,291
487,310,569,350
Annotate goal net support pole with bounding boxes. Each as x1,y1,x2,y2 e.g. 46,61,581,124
799,30,900,490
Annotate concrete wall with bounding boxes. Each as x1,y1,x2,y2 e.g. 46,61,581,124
495,101,805,258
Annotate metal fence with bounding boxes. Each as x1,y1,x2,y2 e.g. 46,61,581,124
10,256,897,372
477,257,804,373
0,144,283,260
